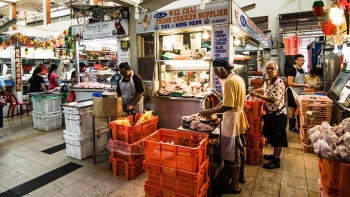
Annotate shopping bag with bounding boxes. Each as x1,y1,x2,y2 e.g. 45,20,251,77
0,96,6,106
93,97,122,117
67,91,75,102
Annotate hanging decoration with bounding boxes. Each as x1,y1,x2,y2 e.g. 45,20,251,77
312,0,325,16
0,29,70,52
321,19,336,35
336,0,350,13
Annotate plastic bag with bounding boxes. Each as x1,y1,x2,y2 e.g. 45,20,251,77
136,110,153,124
316,55,322,69
67,91,75,102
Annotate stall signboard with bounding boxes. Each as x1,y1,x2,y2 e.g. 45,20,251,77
71,19,129,40
212,25,233,93
15,46,22,92
231,2,271,48
137,1,230,33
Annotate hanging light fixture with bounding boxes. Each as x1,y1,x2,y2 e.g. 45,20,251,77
134,6,139,20
234,37,240,46
200,0,205,9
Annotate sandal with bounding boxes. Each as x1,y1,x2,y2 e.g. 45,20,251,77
223,186,241,194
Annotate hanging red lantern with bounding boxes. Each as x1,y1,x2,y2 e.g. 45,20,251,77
313,1,325,16
321,19,336,35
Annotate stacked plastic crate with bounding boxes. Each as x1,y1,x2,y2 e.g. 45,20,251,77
62,105,109,160
299,95,333,153
108,114,158,180
244,99,264,166
318,158,350,197
32,94,63,131
143,129,209,197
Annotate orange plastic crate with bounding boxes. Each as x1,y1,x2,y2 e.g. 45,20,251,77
144,179,209,197
144,129,208,173
303,117,331,127
246,148,262,166
318,158,350,197
111,155,145,180
301,106,333,118
244,100,263,118
246,117,261,134
245,135,264,150
109,139,144,155
112,151,144,162
110,114,158,143
299,95,333,106
144,157,208,196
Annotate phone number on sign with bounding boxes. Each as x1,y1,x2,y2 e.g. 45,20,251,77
175,20,202,27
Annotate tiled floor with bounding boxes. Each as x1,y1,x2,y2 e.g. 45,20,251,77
0,115,319,197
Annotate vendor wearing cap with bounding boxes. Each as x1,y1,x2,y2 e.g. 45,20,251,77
199,58,248,194
116,62,144,113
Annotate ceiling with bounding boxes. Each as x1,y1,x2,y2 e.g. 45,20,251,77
251,11,325,39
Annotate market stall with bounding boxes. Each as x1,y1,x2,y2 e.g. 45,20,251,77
68,6,130,101
136,1,271,129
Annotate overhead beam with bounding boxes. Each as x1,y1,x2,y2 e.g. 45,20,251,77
139,0,176,12
241,3,256,12
110,0,138,7
90,0,98,5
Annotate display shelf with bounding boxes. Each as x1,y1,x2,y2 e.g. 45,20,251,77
82,50,117,53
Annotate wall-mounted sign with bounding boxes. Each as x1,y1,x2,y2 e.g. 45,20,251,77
15,46,22,92
71,19,129,40
137,1,229,33
231,2,271,48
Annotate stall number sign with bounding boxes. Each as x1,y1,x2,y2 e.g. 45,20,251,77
137,1,229,33
15,47,22,92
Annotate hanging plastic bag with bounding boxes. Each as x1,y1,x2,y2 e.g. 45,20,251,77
316,55,322,69
67,91,75,102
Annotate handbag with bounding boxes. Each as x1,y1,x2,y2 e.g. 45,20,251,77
67,91,75,102
0,96,6,106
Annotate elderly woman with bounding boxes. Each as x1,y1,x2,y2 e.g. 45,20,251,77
250,61,287,169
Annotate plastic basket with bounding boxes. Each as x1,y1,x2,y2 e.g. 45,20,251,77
245,135,264,150
112,152,144,162
144,179,209,197
144,157,208,196
318,158,350,197
303,117,331,127
110,114,158,143
64,112,94,134
32,111,62,131
109,139,145,155
301,106,333,118
246,148,262,166
246,117,261,134
32,98,62,113
302,142,314,153
144,129,208,173
111,155,145,180
299,95,333,106
244,99,263,118
64,133,93,160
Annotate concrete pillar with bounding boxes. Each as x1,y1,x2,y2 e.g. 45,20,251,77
9,3,16,30
90,0,98,5
129,6,138,73
43,0,51,25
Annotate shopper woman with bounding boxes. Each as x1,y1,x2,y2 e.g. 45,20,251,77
250,61,287,169
28,67,46,92
48,64,59,90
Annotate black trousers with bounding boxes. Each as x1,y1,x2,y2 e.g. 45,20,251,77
262,112,288,147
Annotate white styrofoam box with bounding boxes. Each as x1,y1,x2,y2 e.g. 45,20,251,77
64,133,93,160
95,126,109,152
32,111,62,131
63,130,92,140
32,98,62,113
2,105,17,118
64,112,94,134
62,106,93,115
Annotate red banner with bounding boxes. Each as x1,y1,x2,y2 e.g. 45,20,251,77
15,47,22,92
